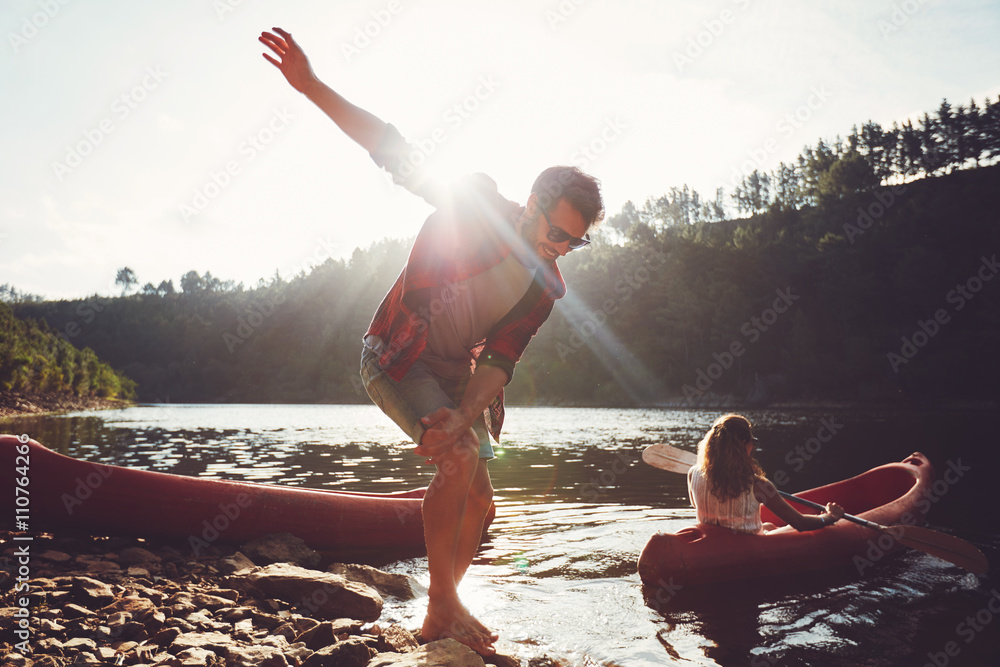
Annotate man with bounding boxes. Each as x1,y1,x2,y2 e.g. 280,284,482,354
260,27,603,655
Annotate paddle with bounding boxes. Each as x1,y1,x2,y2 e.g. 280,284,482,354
642,443,989,575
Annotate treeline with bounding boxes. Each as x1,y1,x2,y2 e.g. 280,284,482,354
608,95,1000,229
6,243,410,404
6,97,999,406
0,301,136,400
519,164,999,406
9,165,998,407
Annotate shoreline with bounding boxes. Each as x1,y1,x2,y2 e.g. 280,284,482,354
0,391,132,421
2,390,996,420
0,531,531,667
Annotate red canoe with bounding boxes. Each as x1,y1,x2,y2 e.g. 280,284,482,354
1,435,494,558
638,453,935,586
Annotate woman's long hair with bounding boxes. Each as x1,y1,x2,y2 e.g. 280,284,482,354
696,414,764,500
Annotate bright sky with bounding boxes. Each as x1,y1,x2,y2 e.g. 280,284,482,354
2,0,999,300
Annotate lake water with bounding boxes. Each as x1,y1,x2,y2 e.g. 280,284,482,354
5,404,999,666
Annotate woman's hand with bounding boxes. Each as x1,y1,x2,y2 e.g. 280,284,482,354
260,27,318,95
825,502,845,522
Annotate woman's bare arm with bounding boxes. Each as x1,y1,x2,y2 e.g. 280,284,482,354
753,477,844,532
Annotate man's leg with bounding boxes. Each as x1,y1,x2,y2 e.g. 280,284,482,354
452,457,493,585
359,350,496,653
420,429,496,653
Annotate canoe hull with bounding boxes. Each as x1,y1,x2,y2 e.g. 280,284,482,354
1,435,494,558
638,453,934,586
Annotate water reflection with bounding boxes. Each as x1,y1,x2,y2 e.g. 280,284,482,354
2,404,997,666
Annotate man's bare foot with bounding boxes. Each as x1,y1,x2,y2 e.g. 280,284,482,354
422,596,497,656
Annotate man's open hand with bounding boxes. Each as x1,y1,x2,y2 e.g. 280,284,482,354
260,27,317,95
415,406,478,464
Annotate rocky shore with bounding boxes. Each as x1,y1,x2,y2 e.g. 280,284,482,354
0,531,548,667
0,391,130,420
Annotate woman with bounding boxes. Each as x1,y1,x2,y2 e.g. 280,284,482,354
688,414,844,533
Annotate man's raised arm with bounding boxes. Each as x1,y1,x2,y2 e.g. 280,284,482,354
260,27,385,155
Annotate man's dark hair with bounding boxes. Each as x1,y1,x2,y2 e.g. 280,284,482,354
531,166,604,228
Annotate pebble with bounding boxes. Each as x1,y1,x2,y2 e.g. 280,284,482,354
0,531,530,667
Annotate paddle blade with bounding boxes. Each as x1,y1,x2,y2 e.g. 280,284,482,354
890,525,990,575
642,444,697,473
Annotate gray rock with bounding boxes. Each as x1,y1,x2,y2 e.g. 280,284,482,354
71,576,115,606
165,590,235,612
241,532,321,568
170,630,234,652
63,637,99,652
217,551,256,575
285,641,314,665
149,626,183,646
95,646,119,662
118,546,161,566
38,550,73,563
28,657,64,667
84,560,122,575
232,563,382,622
62,602,95,619
300,637,376,667
174,646,224,666
379,624,420,652
293,618,362,650
328,563,426,600
185,610,230,632
225,644,291,667
218,606,254,622
38,617,66,634
35,636,65,654
367,638,487,667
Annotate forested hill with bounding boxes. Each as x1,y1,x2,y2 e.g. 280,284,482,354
6,94,1000,407
7,164,998,408
0,301,135,401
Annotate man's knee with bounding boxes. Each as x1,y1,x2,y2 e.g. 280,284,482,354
468,476,494,514
433,431,480,478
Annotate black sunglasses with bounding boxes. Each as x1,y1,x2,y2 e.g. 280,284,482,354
539,206,591,250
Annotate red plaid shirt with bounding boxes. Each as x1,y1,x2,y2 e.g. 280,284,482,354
365,125,566,440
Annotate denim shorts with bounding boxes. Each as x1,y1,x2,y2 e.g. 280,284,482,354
360,340,494,459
